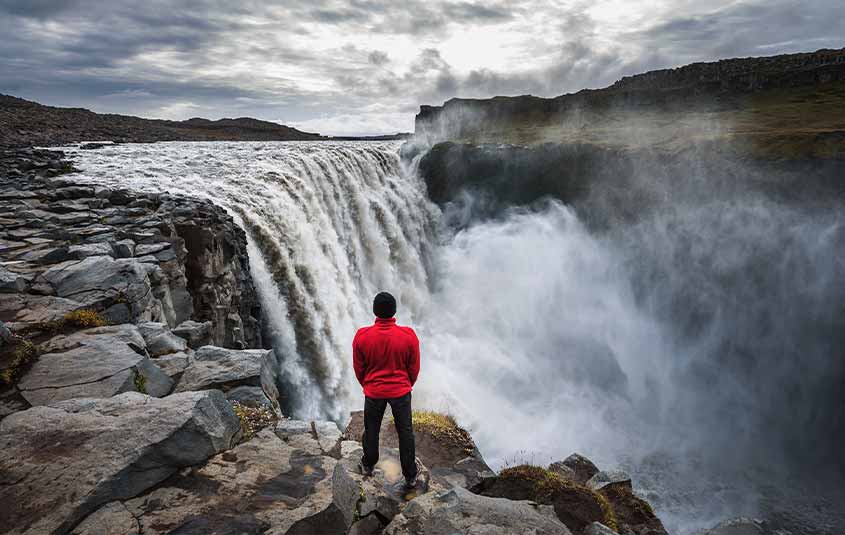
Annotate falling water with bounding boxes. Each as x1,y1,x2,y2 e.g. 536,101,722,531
65,141,845,534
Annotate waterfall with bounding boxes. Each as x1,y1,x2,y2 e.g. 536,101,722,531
69,141,441,418
68,140,845,533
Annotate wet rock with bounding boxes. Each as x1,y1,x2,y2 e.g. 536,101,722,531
172,319,213,348
0,390,240,535
384,486,571,535
136,321,188,357
19,324,172,405
175,345,271,393
120,429,341,535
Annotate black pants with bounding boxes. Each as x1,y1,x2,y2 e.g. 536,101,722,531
362,392,417,481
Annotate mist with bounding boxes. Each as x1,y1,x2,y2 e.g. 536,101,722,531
64,136,844,533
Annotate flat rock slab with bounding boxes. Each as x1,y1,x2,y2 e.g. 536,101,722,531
19,324,172,405
384,486,572,535
122,429,344,535
40,256,155,323
176,345,271,392
333,445,431,529
0,390,240,535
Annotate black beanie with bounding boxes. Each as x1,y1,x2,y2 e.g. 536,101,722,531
373,292,396,319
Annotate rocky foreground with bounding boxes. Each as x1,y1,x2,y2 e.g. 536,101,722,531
0,149,782,535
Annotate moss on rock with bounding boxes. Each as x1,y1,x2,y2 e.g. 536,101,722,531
481,464,618,533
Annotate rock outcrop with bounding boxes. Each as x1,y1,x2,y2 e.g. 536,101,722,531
18,324,172,405
0,148,261,350
0,390,241,535
384,486,572,535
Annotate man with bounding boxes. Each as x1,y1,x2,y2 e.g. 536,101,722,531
353,291,420,488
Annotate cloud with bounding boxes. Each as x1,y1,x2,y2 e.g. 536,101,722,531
0,0,842,134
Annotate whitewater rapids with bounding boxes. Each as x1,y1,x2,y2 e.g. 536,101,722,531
63,141,844,534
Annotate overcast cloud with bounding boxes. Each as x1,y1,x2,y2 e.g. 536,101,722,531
1,0,842,135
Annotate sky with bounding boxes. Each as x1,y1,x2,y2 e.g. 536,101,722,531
1,0,843,136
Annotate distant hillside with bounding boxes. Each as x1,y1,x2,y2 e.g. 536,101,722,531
0,94,326,147
414,48,845,159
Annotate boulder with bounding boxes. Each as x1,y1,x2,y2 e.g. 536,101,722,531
172,319,213,348
176,345,271,393
477,464,617,534
40,256,158,323
18,324,173,405
333,444,430,529
136,322,188,357
0,390,240,535
343,410,494,490
120,428,343,535
383,486,572,535
560,453,601,485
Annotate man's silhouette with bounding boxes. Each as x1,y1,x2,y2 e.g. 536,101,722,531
353,291,420,488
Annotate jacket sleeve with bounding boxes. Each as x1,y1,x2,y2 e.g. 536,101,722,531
406,329,420,386
352,331,366,386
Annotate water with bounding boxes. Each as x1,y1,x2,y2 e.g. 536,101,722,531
63,141,844,533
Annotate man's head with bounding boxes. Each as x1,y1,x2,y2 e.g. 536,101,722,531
373,292,396,319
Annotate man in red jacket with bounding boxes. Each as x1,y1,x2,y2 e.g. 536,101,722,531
353,291,420,488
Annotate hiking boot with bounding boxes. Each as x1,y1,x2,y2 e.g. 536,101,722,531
358,458,374,477
404,472,418,489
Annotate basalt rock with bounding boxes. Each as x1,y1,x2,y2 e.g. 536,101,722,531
0,390,240,535
344,410,494,490
18,324,172,405
175,345,271,393
384,486,572,535
0,155,261,350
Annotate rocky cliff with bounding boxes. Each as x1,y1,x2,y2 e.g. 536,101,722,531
412,48,845,161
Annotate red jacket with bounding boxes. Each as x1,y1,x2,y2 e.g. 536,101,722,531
353,317,420,399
